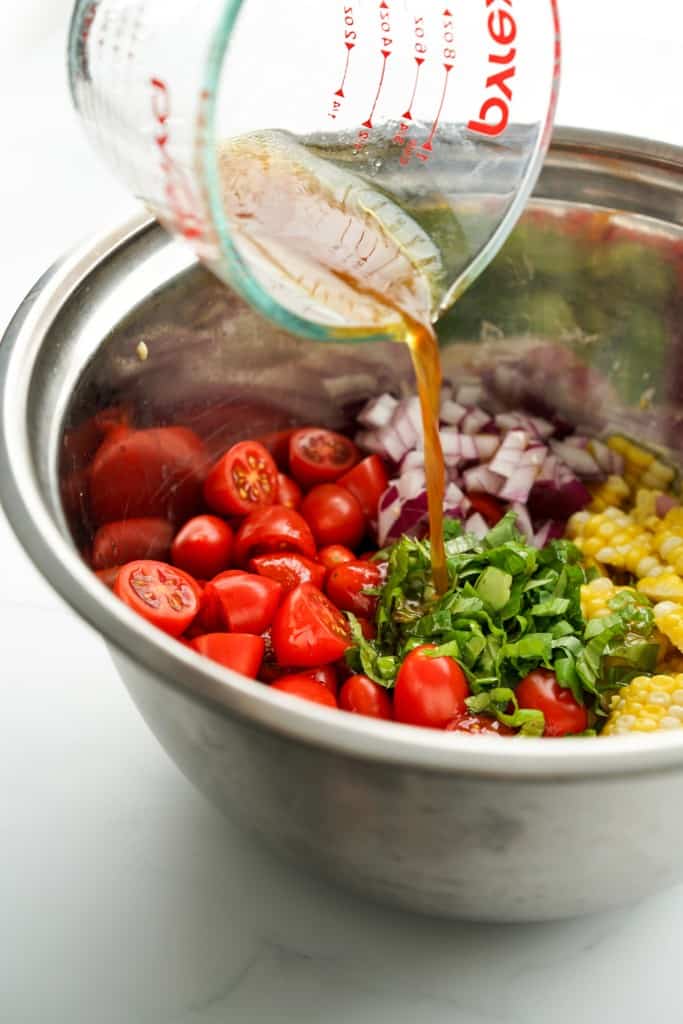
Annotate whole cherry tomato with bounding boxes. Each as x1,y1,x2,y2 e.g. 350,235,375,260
203,440,278,516
288,428,358,488
92,517,173,570
234,505,316,564
272,582,351,667
339,674,393,720
466,492,505,527
114,559,201,637
326,560,381,618
446,714,514,736
337,454,390,522
256,428,295,470
356,617,377,640
204,570,282,635
303,665,339,696
249,552,325,592
190,632,264,678
276,473,303,510
394,645,469,729
317,544,356,571
171,515,233,579
89,427,207,525
270,674,338,708
516,669,588,737
94,565,121,590
300,484,365,549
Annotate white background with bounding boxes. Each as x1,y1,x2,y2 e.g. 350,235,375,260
1,3,683,1022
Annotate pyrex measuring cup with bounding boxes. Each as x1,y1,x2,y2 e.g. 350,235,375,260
68,0,561,342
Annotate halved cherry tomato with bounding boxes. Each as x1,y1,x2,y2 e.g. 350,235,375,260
446,714,514,736
203,440,278,517
326,561,381,618
337,454,389,522
205,570,282,635
257,429,295,470
466,492,505,527
317,544,356,571
89,427,207,525
276,473,303,510
300,484,365,548
171,515,233,580
190,632,264,678
114,559,201,637
339,674,393,720
234,505,316,565
356,617,377,640
92,517,173,570
95,565,121,590
289,428,358,488
271,674,338,708
249,552,325,592
272,582,351,667
516,669,588,737
394,645,469,729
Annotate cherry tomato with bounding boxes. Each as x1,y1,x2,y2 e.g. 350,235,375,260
249,552,325,592
326,561,381,618
171,515,233,580
114,559,201,637
466,492,505,527
394,645,469,729
92,405,132,438
516,669,588,737
300,484,365,549
92,517,173,571
289,428,359,488
271,675,338,709
337,454,390,522
190,632,264,678
276,473,303,510
234,505,316,565
356,617,377,640
272,582,352,667
317,544,356,571
89,427,207,525
205,570,282,635
339,674,393,720
203,440,278,517
94,565,121,590
303,665,339,696
446,714,514,736
257,429,295,470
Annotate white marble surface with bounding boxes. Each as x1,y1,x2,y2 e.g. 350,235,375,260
1,4,683,1022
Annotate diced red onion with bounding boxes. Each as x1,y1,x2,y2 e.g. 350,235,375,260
461,407,492,435
465,512,489,539
440,399,467,426
445,482,465,506
400,450,425,472
404,396,424,438
358,393,398,429
489,430,529,477
510,503,534,543
499,466,539,503
551,439,603,480
463,465,504,495
391,406,418,451
532,520,552,549
375,423,410,463
386,493,430,541
398,468,426,501
455,383,484,406
472,434,501,461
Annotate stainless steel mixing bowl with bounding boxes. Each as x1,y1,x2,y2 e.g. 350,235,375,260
2,128,683,922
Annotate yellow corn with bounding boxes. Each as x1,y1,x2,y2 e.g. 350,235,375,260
602,673,683,735
637,573,683,603
580,577,635,621
568,506,663,578
652,601,683,652
607,435,675,492
589,475,630,513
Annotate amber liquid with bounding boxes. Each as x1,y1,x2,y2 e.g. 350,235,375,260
218,132,448,591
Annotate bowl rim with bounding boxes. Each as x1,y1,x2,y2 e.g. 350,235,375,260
3,125,683,781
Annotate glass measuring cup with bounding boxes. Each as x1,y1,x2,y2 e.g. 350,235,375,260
68,0,561,342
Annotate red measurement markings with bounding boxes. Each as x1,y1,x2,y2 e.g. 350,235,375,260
150,77,205,240
329,6,357,120
393,15,427,150
421,9,455,153
467,0,517,138
355,0,393,151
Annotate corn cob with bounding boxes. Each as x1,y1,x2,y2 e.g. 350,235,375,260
568,506,665,578
580,576,635,621
651,601,683,653
602,673,683,734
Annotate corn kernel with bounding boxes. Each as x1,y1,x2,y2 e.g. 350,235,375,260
602,672,683,735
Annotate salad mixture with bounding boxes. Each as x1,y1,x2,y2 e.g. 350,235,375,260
84,382,683,738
